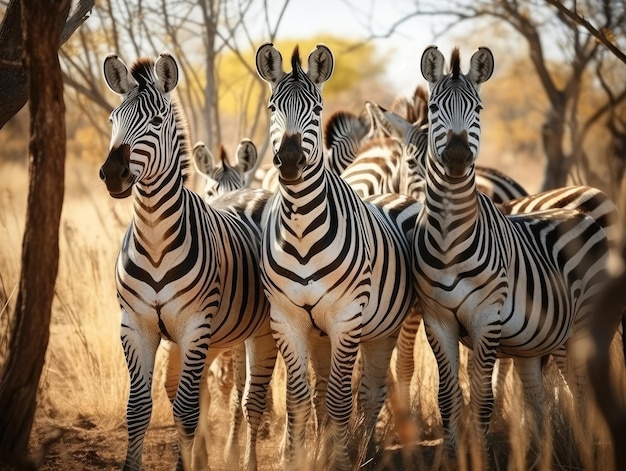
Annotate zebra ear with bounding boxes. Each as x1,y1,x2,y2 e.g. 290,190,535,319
235,139,258,173
365,101,399,139
155,52,179,93
420,46,445,86
379,106,414,140
307,44,334,87
468,47,494,86
256,42,285,89
193,142,216,178
103,54,137,96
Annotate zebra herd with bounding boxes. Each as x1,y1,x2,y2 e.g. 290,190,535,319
98,43,621,471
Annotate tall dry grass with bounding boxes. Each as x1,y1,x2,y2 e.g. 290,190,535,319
1,159,625,470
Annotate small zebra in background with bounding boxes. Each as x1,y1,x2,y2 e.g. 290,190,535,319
412,45,610,463
256,42,420,470
193,138,258,199
99,53,276,471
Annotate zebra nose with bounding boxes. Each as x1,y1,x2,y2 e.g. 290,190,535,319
443,132,472,163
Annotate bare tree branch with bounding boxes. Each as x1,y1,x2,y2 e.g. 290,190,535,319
544,0,626,64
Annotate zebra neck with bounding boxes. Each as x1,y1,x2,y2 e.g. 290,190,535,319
131,168,188,243
277,157,327,217
423,156,478,239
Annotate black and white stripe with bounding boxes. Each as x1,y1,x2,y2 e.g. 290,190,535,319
412,46,610,457
100,53,276,471
256,43,419,470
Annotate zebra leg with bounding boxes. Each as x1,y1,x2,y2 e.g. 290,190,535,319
223,344,245,469
325,322,362,471
271,313,312,469
171,331,212,471
468,319,501,462
163,341,216,470
358,336,398,461
513,356,546,463
121,316,160,471
309,334,331,437
392,305,422,444
242,326,278,471
423,317,462,456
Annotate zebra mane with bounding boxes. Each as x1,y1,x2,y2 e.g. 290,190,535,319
450,47,461,79
291,46,301,79
130,57,193,185
218,145,231,167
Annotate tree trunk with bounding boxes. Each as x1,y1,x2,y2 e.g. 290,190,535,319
0,0,69,465
540,105,571,191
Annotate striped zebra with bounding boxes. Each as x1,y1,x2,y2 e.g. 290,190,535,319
412,45,610,459
192,138,258,199
261,106,373,192
367,96,529,204
256,42,420,470
99,53,276,471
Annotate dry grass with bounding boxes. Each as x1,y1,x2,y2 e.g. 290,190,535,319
1,159,624,470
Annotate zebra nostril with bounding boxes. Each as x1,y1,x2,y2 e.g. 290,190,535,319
120,167,130,179
297,155,306,167
99,168,106,181
273,154,282,168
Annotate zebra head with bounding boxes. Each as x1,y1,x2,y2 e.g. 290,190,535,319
420,46,494,179
100,53,189,198
256,43,334,184
193,139,257,199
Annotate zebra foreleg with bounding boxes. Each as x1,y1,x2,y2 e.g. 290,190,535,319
271,316,312,469
121,320,160,471
468,319,501,466
223,344,245,469
423,317,462,458
513,356,547,467
358,336,398,461
172,333,211,471
242,326,278,471
325,326,362,471
392,305,422,444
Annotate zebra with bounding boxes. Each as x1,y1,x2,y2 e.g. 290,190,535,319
256,42,420,470
99,53,276,471
192,138,258,199
412,45,610,460
260,106,374,192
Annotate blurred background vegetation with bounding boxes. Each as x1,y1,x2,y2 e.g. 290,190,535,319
0,1,625,468
2,0,625,206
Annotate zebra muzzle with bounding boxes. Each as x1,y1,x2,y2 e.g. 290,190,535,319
442,132,473,178
100,144,134,198
275,133,305,183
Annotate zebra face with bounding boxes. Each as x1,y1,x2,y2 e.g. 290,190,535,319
256,43,334,184
420,46,494,179
100,53,181,198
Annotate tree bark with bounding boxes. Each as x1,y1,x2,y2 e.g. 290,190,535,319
0,0,69,465
0,0,93,129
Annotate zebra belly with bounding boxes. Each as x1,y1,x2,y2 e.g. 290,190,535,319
117,277,268,349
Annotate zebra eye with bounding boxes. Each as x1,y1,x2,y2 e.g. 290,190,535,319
429,104,439,113
268,104,276,112
313,105,322,115
150,116,163,126
475,105,483,113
